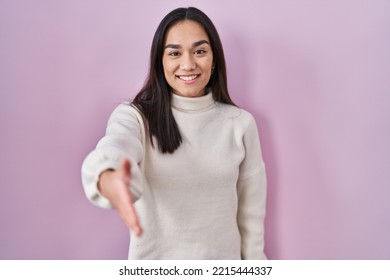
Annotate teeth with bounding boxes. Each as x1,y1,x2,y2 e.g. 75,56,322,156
178,75,198,81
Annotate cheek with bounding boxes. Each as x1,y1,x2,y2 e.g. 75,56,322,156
204,57,214,72
162,66,170,82
162,60,175,78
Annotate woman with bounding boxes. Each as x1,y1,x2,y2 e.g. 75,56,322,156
81,7,267,260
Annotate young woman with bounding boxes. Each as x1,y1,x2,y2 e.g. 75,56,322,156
81,7,267,260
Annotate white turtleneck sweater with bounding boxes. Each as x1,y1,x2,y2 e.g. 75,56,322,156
81,93,267,259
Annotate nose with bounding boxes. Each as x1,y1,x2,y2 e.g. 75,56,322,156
180,53,196,71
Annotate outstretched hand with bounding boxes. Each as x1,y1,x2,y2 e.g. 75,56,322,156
98,158,143,236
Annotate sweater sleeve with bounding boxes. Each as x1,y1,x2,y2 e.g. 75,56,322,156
236,113,267,260
81,103,145,209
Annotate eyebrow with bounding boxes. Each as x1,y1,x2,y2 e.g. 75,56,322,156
164,40,210,49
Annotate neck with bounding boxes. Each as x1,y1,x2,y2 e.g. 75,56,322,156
171,92,215,112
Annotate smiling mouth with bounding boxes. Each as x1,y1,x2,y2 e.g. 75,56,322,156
177,74,200,81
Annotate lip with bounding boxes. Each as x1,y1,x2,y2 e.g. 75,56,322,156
176,74,200,84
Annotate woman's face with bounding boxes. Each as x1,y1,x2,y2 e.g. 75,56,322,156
162,20,214,98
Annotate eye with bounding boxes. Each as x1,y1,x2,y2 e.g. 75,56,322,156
168,51,181,57
194,49,206,55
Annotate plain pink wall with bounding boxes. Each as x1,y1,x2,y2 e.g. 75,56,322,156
1,0,389,259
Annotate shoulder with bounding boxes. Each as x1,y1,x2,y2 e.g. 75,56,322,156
110,101,139,116
215,102,257,129
109,102,142,123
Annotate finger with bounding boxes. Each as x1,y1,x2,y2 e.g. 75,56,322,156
117,187,142,236
120,202,143,236
118,158,131,186
119,158,131,177
117,159,142,235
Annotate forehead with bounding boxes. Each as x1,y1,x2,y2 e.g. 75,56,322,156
164,20,209,44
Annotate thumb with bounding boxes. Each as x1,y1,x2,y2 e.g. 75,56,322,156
119,158,131,178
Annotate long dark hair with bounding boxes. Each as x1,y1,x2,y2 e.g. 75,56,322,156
132,7,235,153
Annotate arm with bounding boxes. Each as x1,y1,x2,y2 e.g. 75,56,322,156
81,103,144,207
236,114,267,260
81,103,145,235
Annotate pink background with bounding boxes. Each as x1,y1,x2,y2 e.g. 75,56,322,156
1,0,389,259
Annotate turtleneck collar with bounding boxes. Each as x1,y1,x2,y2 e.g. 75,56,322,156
171,92,215,112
